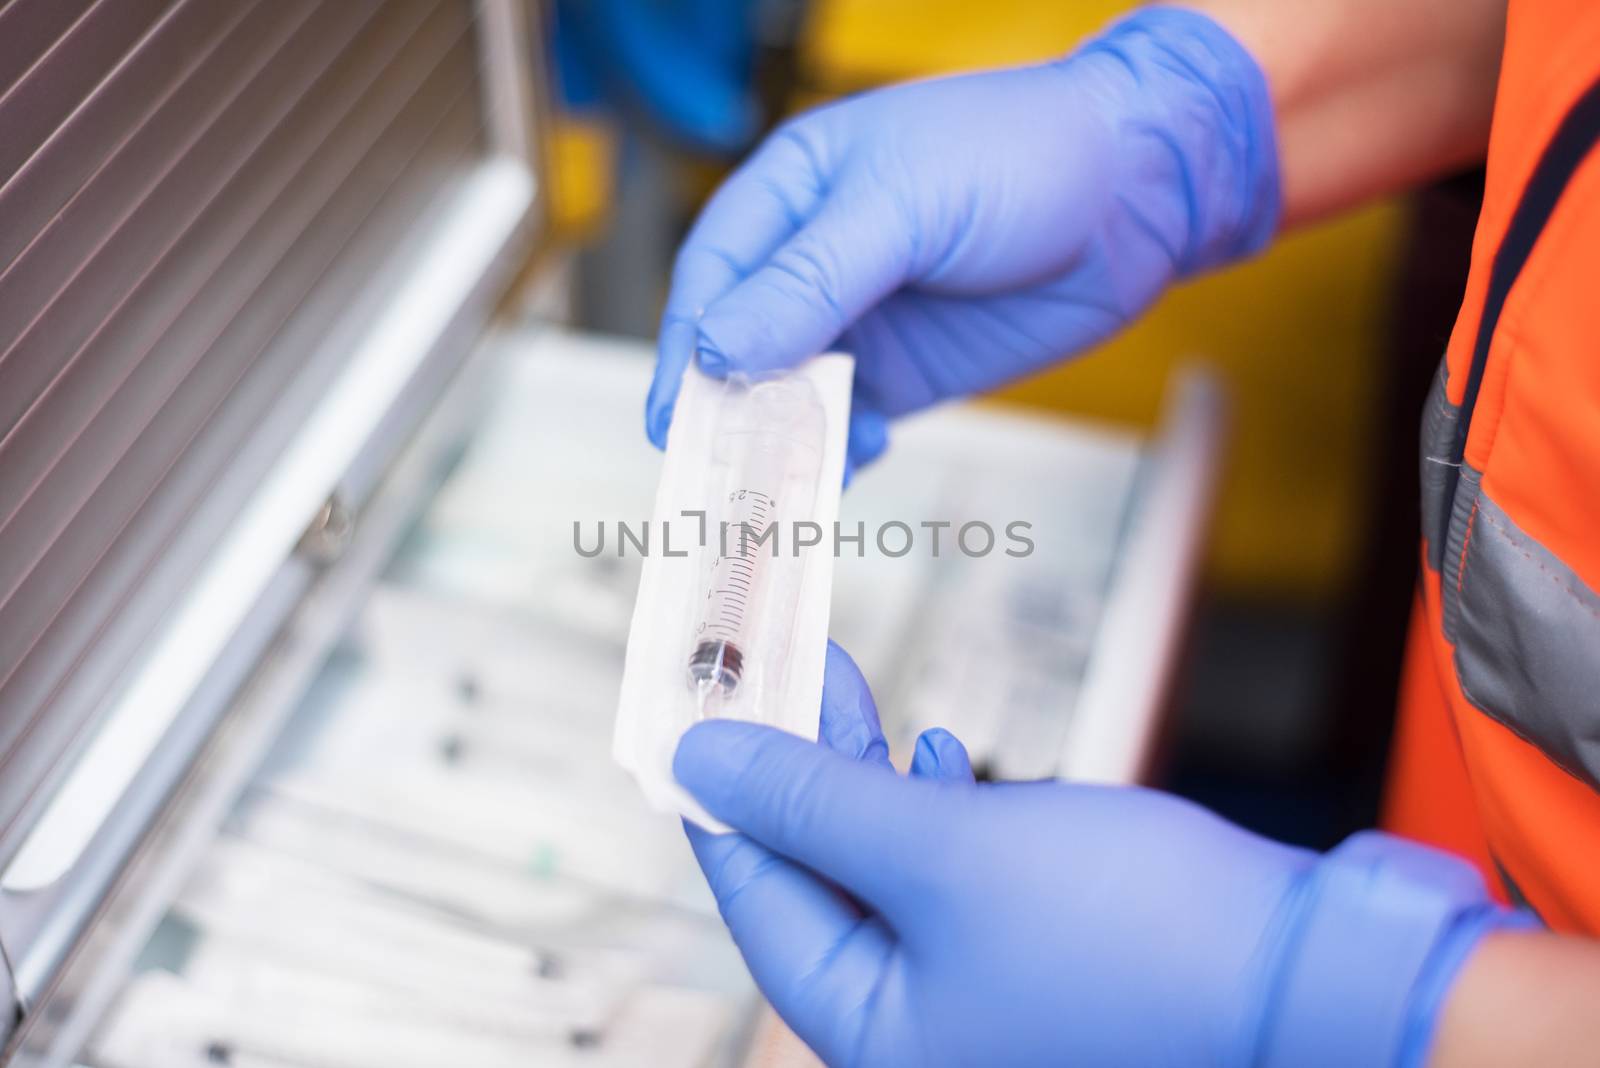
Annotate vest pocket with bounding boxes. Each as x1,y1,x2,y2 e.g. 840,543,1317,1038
1422,356,1600,790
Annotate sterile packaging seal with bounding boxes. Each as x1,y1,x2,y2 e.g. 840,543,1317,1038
614,354,854,831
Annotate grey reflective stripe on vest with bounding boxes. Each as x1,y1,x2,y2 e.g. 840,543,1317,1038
1450,492,1600,789
1419,358,1600,790
1419,362,1462,577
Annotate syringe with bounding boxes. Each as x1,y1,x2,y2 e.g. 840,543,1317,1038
687,379,821,700
613,352,852,824
689,487,775,695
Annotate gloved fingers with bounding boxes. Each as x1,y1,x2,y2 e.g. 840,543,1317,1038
647,129,829,448
675,718,946,913
682,821,894,1066
817,640,893,770
685,642,903,1062
679,123,829,279
843,281,1130,422
646,315,698,448
839,295,958,419
694,177,913,379
910,727,974,783
844,399,890,483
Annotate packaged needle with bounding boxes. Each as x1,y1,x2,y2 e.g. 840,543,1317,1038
614,355,853,830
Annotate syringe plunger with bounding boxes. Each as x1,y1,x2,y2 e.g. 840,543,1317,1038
689,638,744,694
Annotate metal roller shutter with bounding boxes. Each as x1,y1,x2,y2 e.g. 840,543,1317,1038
0,0,503,864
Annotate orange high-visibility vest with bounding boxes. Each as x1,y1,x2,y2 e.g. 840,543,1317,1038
1383,0,1600,933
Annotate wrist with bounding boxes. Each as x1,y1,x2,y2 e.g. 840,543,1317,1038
1250,832,1538,1068
1074,5,1282,276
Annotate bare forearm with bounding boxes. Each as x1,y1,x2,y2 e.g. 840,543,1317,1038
1186,0,1506,226
1430,929,1600,1066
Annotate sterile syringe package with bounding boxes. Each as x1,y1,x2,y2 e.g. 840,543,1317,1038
614,355,854,830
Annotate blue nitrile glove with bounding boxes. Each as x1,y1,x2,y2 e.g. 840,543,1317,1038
647,6,1280,470
676,644,1532,1068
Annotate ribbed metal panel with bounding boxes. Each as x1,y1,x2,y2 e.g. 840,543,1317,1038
0,0,101,100
0,1,260,286
0,0,490,857
0,0,173,184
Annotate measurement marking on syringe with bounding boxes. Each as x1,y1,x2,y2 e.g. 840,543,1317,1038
685,379,828,697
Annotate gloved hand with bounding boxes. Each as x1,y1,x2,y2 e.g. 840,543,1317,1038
647,6,1280,469
677,644,1530,1068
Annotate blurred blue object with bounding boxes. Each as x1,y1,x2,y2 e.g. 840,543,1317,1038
554,0,764,153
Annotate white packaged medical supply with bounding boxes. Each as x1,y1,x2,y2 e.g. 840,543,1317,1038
614,355,853,830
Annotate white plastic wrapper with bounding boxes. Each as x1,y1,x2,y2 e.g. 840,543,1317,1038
615,355,853,830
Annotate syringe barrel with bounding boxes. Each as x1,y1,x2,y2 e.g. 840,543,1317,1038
686,379,823,699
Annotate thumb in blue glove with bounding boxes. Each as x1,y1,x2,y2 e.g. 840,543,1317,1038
677,643,975,1044
647,7,1281,471
676,643,1531,1068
